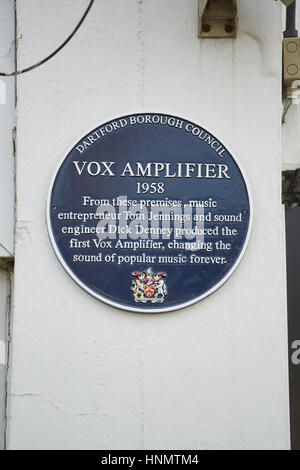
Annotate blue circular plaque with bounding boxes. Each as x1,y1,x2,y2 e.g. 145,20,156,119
47,113,252,313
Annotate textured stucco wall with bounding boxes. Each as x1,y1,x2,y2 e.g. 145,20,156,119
7,0,290,450
0,0,15,450
0,0,15,256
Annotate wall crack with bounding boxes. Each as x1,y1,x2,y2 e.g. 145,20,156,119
12,393,98,418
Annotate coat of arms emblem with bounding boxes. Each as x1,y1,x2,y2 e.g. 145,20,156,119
131,268,167,304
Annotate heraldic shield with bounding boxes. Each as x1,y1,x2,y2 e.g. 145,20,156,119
131,268,167,304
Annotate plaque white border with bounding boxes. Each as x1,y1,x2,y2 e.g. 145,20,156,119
47,113,253,314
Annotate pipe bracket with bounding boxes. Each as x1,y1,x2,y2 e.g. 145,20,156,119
198,0,238,39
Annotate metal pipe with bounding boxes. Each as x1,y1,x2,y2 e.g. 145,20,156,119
284,0,298,38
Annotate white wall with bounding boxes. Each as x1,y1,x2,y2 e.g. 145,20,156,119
0,0,15,256
0,0,15,451
7,0,290,450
